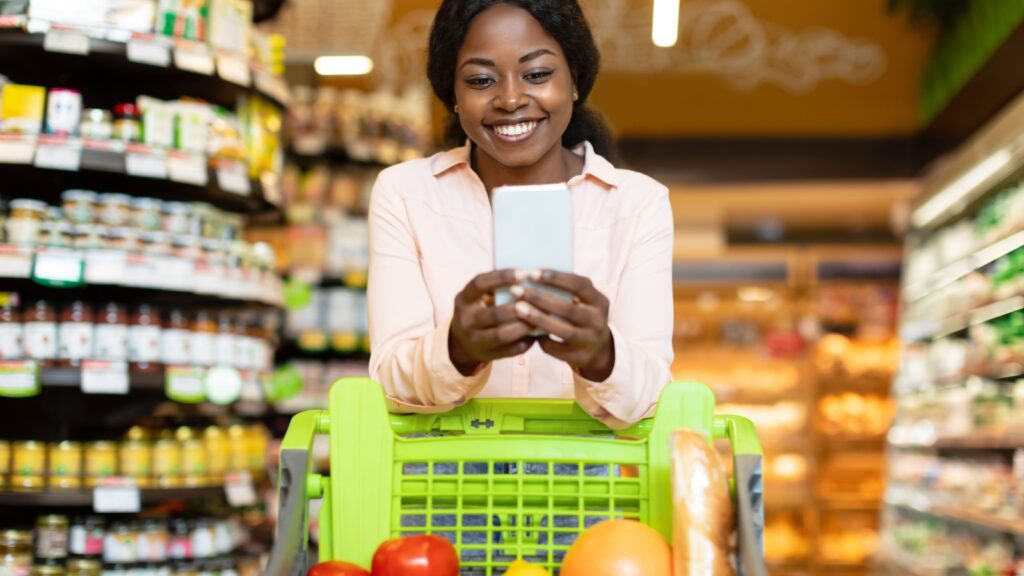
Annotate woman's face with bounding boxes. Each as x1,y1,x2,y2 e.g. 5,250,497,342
454,3,575,169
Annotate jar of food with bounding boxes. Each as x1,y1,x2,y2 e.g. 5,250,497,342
70,225,101,251
29,564,63,576
211,520,231,557
177,427,207,486
65,559,101,576
0,530,32,576
0,440,10,489
101,228,134,253
160,203,191,237
6,200,48,246
128,305,161,373
69,517,105,559
170,236,200,262
102,523,136,565
34,515,69,561
161,310,191,367
0,295,22,360
38,221,73,248
188,521,214,560
94,303,128,363
11,440,45,490
58,301,94,369
112,104,141,143
83,441,117,487
118,427,151,487
214,313,235,369
98,195,132,228
47,441,82,489
130,199,162,232
245,425,267,471
226,426,246,473
202,427,228,483
151,431,181,488
80,109,113,141
166,521,191,561
24,301,57,366
190,312,215,368
135,521,167,564
61,191,97,225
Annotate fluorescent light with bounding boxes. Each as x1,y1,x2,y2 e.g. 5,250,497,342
912,149,1012,228
652,0,680,47
314,55,374,76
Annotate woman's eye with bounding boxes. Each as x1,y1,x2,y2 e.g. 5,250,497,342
525,70,552,82
467,77,495,88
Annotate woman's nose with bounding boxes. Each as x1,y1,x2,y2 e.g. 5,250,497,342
493,81,527,111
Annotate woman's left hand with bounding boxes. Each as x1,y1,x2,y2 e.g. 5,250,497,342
511,269,615,381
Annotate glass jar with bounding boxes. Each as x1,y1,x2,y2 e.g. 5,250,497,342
11,441,45,490
136,521,167,564
0,530,32,576
69,517,105,559
0,296,22,361
118,427,150,488
214,313,235,369
102,228,134,252
131,199,162,232
177,427,206,486
29,565,62,576
246,425,267,471
112,104,141,143
47,441,82,489
188,521,213,560
102,523,136,565
80,109,112,141
202,427,228,484
34,515,69,561
227,426,246,473
70,224,101,251
98,194,132,228
61,191,97,225
0,440,9,489
94,303,128,363
84,441,117,487
160,203,191,237
5,199,47,246
128,305,161,373
161,310,191,367
65,559,101,576
23,301,57,366
151,430,181,488
190,312,215,368
58,301,94,369
166,521,191,561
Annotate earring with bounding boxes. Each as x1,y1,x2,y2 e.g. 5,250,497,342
572,89,579,102
454,104,460,114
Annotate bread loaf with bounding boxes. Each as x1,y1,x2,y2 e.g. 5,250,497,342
671,429,735,576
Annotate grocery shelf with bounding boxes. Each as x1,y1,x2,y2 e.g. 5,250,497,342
0,485,228,507
931,431,1024,450
902,293,1023,343
817,497,883,511
903,230,1024,304
37,367,163,392
971,295,1024,326
929,505,1024,536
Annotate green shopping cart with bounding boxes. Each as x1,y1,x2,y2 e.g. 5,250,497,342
266,378,767,576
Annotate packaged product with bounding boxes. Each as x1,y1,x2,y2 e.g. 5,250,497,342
670,429,734,576
0,84,45,134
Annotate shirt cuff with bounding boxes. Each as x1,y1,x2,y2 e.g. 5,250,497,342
573,325,654,425
426,317,492,406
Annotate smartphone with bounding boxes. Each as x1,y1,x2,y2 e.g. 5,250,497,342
492,184,573,317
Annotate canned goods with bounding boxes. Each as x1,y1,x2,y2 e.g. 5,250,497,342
47,442,82,489
84,442,117,487
11,441,45,490
34,515,69,561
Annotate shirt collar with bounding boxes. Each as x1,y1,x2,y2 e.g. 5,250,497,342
430,140,620,188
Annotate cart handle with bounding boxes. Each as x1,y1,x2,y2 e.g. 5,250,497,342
714,414,767,576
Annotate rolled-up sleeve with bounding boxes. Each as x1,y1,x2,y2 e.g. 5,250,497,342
367,171,491,412
574,184,675,428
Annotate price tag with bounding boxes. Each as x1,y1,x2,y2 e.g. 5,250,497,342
193,260,225,295
84,249,127,285
216,53,251,86
216,162,250,195
126,151,168,179
224,471,257,507
124,254,162,289
43,29,91,55
127,38,171,67
32,249,85,287
34,142,82,171
174,44,215,75
0,135,37,164
0,245,33,278
81,360,129,395
0,360,40,398
166,365,206,403
167,152,208,185
156,256,194,292
93,481,141,513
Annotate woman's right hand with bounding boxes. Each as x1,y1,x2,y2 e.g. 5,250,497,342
449,269,535,376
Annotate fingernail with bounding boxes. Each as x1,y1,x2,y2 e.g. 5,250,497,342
529,269,543,281
510,284,525,299
515,301,531,318
514,269,530,282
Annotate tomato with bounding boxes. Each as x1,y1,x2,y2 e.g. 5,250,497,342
371,535,459,576
306,560,370,576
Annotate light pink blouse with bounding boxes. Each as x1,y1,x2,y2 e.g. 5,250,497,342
367,141,674,428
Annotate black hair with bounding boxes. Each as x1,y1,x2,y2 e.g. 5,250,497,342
427,0,617,163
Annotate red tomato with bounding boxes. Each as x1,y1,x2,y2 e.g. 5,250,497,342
371,535,459,576
307,560,370,576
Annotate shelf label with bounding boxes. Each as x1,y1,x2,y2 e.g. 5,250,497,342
0,134,37,164
124,254,162,289
224,471,257,507
166,365,205,403
93,480,141,513
155,256,194,292
84,249,127,285
0,245,33,278
216,53,251,86
127,37,171,67
34,142,82,171
167,152,208,185
126,151,168,179
216,161,250,195
174,44,215,75
81,360,129,395
0,360,40,398
44,29,91,55
32,249,85,287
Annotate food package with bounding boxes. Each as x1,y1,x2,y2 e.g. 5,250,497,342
0,83,45,134
671,429,735,576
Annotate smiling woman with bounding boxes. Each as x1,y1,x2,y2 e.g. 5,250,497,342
366,0,675,428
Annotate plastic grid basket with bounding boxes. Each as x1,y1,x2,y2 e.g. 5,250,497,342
267,378,766,576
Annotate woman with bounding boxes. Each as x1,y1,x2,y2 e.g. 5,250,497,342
367,0,673,428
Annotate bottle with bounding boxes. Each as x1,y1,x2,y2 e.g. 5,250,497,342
58,301,94,369
129,305,162,373
23,301,58,367
0,295,22,360
47,441,82,490
94,303,128,363
118,427,151,488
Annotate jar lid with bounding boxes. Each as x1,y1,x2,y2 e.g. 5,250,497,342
9,199,48,212
131,197,162,209
83,109,111,121
87,440,115,448
36,514,69,525
99,193,132,205
113,103,139,117
31,565,65,576
62,189,98,202
51,440,81,449
162,201,190,214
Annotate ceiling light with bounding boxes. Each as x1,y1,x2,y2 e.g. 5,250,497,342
652,0,680,47
737,286,774,303
912,148,1012,229
314,55,374,76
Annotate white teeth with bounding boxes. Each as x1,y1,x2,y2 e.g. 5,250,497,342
493,121,537,137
